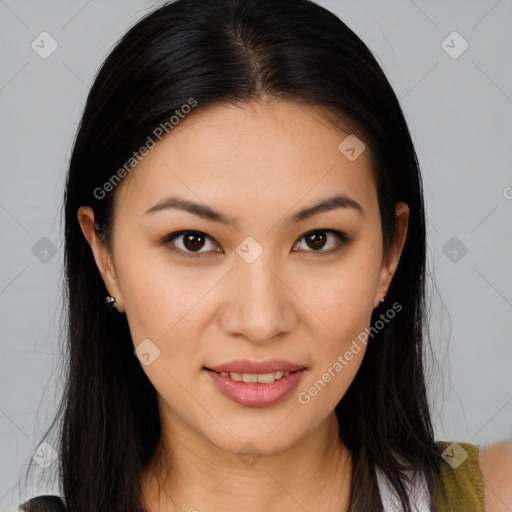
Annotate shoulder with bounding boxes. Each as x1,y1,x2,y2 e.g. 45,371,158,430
432,440,484,510
478,440,512,512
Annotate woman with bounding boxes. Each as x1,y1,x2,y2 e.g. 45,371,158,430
19,0,512,510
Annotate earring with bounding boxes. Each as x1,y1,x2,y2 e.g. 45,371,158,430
380,296,385,303
105,295,118,311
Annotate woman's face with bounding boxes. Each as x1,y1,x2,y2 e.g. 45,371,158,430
79,99,408,456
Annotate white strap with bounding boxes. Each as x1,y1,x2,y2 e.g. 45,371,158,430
376,467,431,512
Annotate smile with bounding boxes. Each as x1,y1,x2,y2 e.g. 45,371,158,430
204,368,305,407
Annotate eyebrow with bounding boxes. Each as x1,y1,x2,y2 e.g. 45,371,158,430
144,193,365,227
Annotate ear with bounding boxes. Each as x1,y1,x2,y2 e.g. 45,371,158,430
77,206,125,313
373,202,409,309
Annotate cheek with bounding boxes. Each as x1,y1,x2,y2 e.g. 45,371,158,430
298,257,379,338
293,253,379,397
113,246,211,381
119,257,208,409
116,240,201,328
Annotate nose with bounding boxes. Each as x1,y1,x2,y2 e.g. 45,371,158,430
217,253,297,344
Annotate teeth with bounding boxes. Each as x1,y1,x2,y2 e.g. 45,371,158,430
219,371,291,383
242,373,259,383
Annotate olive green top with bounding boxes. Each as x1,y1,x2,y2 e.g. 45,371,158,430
432,440,485,511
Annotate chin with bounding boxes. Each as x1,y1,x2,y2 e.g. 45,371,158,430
197,417,312,458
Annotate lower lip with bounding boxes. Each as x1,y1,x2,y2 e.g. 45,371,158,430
205,369,305,407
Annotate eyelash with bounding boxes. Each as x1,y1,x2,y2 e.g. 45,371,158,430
160,229,352,259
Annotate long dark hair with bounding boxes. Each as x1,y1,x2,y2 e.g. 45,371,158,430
21,0,444,510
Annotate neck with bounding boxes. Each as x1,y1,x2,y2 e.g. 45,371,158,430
141,406,352,512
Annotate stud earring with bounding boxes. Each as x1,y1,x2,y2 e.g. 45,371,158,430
105,295,118,311
380,296,385,302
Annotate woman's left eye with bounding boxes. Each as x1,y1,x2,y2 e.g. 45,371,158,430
293,229,351,255
161,229,351,258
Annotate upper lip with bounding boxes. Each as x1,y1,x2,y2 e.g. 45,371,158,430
206,359,306,374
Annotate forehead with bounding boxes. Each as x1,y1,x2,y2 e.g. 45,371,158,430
114,99,377,219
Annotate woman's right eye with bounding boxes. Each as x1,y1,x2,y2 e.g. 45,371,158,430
162,230,221,258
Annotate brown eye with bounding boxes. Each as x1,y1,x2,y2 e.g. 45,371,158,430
163,230,219,256
293,229,350,254
182,231,206,251
305,231,327,250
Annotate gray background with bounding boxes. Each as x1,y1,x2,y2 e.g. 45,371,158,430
1,0,511,508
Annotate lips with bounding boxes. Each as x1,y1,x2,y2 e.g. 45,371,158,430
205,367,306,407
206,359,306,375
204,359,307,407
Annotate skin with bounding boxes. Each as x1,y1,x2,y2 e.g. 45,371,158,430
78,97,512,511
479,441,512,512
